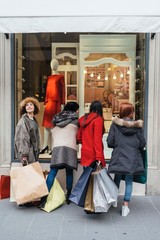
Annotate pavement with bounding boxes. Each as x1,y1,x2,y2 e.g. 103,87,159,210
0,195,160,240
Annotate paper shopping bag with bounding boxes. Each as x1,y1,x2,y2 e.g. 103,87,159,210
69,167,93,207
93,173,111,213
10,162,49,205
0,175,10,199
98,168,119,204
84,173,95,213
42,178,66,213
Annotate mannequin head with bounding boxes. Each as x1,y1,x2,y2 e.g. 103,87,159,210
50,59,59,72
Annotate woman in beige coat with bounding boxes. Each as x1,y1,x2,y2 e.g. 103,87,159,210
14,97,40,166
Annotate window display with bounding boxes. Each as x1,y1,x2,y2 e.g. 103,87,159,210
14,33,146,160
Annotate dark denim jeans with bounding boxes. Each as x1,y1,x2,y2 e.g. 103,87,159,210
46,167,73,192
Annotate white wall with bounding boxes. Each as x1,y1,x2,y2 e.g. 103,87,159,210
147,33,160,194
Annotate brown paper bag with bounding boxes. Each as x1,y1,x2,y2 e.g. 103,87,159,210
84,173,95,212
10,162,49,205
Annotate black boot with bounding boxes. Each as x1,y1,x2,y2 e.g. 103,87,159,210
37,195,47,208
66,190,71,205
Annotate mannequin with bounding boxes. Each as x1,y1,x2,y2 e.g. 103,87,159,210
40,59,65,154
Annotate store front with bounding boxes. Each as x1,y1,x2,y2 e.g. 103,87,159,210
13,33,146,157
1,0,160,194
0,32,147,195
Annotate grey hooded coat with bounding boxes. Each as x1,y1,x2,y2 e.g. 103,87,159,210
50,110,79,170
107,117,146,175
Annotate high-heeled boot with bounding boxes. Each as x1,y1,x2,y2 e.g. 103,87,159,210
39,146,49,154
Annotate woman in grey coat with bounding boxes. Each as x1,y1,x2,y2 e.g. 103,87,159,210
14,97,40,166
40,101,79,207
107,103,146,217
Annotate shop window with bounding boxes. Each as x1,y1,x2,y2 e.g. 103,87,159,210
14,33,146,160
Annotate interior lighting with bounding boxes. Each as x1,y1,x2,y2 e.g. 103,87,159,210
90,72,94,78
120,73,124,78
97,73,101,80
113,74,117,80
105,75,108,80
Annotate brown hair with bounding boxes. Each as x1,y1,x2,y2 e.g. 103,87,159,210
19,97,40,117
119,103,134,119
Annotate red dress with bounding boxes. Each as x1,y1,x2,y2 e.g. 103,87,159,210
77,112,106,167
42,74,65,128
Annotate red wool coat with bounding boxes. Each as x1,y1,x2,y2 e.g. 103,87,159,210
77,112,106,167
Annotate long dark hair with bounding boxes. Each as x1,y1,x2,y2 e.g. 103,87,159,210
90,100,103,117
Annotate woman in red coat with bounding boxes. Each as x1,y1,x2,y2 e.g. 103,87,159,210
77,100,106,168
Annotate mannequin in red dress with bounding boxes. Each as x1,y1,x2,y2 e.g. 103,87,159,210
40,59,65,154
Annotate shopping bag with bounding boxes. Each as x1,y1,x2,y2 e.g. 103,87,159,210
121,149,148,184
41,178,66,213
0,175,10,199
84,173,95,213
10,164,21,203
98,168,119,203
10,162,49,205
93,173,111,213
133,149,148,184
69,167,93,207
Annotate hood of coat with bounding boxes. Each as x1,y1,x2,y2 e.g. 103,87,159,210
52,110,78,128
112,117,143,136
79,112,99,128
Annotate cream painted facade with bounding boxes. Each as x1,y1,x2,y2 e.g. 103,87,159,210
0,33,160,195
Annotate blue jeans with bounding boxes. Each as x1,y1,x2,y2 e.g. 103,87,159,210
46,167,73,192
114,174,133,202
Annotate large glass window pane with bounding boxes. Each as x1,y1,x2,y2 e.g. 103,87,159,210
14,33,146,160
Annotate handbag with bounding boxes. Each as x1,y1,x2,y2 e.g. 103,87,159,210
97,168,119,204
10,162,49,205
84,173,95,213
69,166,93,207
41,178,66,213
93,173,111,213
0,175,10,199
121,149,148,184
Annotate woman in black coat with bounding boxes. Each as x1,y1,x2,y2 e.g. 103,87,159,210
107,103,146,217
